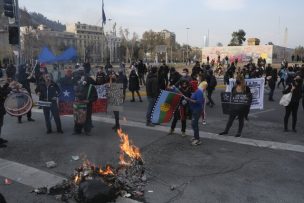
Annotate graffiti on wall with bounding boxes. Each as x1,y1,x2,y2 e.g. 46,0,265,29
202,45,273,64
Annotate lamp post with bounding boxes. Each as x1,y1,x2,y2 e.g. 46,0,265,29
186,28,190,64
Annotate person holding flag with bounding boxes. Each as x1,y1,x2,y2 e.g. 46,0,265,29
185,81,208,146
168,79,192,137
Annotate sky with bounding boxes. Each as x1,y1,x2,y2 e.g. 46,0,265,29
19,0,304,48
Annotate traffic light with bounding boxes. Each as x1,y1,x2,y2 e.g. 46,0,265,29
3,0,15,18
8,26,19,45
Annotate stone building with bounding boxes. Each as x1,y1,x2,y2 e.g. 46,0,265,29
66,22,107,63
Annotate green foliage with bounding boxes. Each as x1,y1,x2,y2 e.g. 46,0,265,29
228,29,246,46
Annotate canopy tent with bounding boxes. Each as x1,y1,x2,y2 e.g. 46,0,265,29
38,47,56,63
56,47,77,62
38,47,77,63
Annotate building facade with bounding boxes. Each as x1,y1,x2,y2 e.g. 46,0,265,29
159,29,176,47
66,22,108,63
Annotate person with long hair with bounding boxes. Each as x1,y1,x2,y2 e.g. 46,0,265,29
219,74,252,137
283,76,303,132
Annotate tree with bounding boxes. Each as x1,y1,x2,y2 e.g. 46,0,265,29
217,42,223,47
294,46,304,56
228,29,246,46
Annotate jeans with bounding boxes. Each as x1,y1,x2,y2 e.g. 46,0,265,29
191,110,202,140
284,102,299,130
146,97,156,123
269,88,275,100
138,73,146,86
131,91,142,101
277,79,285,89
43,102,62,132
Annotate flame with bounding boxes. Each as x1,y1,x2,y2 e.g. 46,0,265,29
98,165,115,176
117,129,141,165
74,175,80,184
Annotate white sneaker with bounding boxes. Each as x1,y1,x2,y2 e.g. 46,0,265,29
181,132,186,137
202,120,207,125
191,139,202,146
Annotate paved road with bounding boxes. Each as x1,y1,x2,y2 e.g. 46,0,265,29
0,85,304,202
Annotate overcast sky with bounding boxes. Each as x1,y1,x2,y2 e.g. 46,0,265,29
19,0,303,48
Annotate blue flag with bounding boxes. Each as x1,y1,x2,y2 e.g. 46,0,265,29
102,0,106,25
59,85,75,102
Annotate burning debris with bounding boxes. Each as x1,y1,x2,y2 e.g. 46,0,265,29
33,129,146,203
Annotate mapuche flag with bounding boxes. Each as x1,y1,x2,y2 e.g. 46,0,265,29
151,90,182,124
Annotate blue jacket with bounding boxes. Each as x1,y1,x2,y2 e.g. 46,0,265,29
190,88,204,112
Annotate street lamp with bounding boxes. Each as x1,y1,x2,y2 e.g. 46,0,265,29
186,28,190,64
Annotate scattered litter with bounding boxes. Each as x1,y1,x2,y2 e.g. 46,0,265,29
141,175,147,182
32,187,48,195
123,193,131,198
4,178,12,185
148,190,154,193
170,185,176,191
17,178,22,182
72,156,80,161
123,117,127,122
46,161,57,168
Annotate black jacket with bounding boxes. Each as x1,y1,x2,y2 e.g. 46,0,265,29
0,83,11,115
128,71,140,91
35,81,61,102
283,83,302,104
146,72,159,98
95,72,109,85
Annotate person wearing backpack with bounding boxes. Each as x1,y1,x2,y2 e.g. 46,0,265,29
206,70,217,107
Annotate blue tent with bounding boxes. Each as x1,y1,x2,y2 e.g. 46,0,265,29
38,47,56,63
38,47,77,63
56,47,77,62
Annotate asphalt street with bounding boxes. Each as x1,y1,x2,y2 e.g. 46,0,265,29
0,85,304,203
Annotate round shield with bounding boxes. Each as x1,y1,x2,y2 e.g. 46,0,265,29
4,91,33,116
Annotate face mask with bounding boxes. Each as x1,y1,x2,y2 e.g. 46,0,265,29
182,73,187,77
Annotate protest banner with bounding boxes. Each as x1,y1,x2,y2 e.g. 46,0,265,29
107,83,124,112
228,78,265,110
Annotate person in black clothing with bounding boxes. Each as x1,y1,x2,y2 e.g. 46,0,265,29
83,59,91,76
268,69,278,101
283,76,303,132
158,62,169,89
169,67,181,87
206,70,217,107
105,60,113,75
146,67,159,126
59,66,74,86
265,64,273,77
219,74,252,137
117,69,128,102
17,64,35,123
35,74,63,134
168,80,192,136
192,61,201,76
129,69,142,102
73,75,98,135
137,60,147,86
0,80,11,148
6,64,16,79
95,66,109,85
